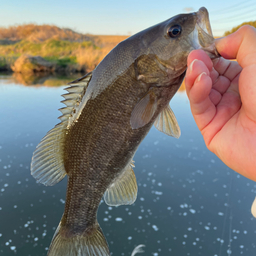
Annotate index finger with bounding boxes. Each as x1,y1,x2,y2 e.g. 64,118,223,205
215,25,256,68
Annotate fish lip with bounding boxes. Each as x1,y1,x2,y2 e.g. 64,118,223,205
195,7,221,59
196,7,213,38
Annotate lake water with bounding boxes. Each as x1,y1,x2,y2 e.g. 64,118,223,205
0,73,256,256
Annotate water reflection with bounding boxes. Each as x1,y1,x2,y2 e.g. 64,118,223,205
0,75,255,256
1,72,82,87
1,72,187,90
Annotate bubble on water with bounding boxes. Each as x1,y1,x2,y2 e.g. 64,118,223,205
128,236,132,240
10,246,16,251
115,217,122,222
4,183,8,187
157,182,162,186
155,191,163,195
218,212,224,216
188,227,192,231
244,230,247,234
140,197,145,201
13,205,17,209
183,212,187,216
240,245,244,248
189,209,196,214
0,233,2,237
34,237,38,241
5,242,9,246
204,226,210,230
103,218,108,221
152,225,159,231
60,199,65,204
167,207,171,210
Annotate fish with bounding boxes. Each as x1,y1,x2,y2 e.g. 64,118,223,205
31,7,218,256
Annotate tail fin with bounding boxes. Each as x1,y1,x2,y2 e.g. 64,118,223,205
47,222,110,256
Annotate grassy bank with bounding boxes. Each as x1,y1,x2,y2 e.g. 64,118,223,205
0,37,128,73
0,24,128,73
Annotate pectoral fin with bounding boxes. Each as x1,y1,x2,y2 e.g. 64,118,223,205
104,161,137,206
130,90,158,129
154,105,180,138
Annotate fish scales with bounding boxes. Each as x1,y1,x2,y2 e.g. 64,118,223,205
31,7,219,256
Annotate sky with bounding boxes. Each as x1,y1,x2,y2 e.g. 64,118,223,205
1,0,256,37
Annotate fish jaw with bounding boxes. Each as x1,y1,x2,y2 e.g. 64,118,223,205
189,7,220,59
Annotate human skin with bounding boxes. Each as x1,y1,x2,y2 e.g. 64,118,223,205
185,25,256,181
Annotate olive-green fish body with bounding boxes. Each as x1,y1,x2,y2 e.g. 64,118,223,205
31,7,218,256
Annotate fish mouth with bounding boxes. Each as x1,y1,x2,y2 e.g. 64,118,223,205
191,7,220,59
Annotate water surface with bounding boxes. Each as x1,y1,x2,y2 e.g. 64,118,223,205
0,74,256,256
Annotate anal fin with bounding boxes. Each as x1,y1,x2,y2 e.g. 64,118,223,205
104,161,137,206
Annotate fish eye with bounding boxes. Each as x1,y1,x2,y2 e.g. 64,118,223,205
168,25,182,38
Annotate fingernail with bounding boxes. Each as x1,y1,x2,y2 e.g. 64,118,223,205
189,59,199,73
197,72,207,82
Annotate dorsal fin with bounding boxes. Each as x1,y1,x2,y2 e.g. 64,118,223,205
31,72,92,186
60,72,92,128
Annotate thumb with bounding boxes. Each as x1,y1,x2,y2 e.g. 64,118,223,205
215,25,256,68
216,26,256,122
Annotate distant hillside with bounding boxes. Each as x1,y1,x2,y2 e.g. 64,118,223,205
0,24,91,43
0,24,129,73
224,21,256,36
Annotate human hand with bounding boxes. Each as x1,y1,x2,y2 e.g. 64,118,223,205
185,25,256,181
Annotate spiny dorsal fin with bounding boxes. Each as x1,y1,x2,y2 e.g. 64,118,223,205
130,90,158,129
31,72,92,186
60,72,92,127
104,160,137,206
154,105,180,138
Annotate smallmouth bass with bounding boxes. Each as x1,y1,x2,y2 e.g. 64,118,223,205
31,7,218,256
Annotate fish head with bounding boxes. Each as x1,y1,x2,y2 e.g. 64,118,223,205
137,7,219,82
130,8,219,132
